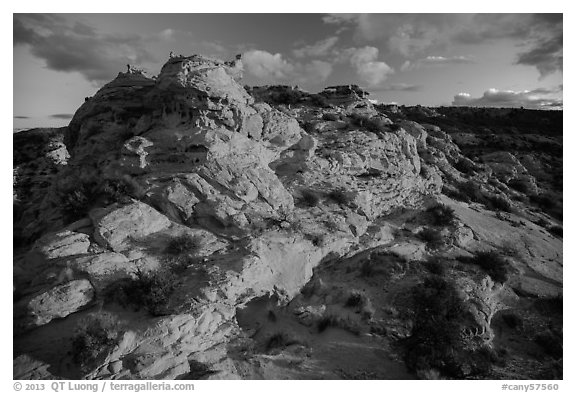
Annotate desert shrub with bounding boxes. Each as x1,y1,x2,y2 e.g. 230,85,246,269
359,252,409,278
104,269,178,316
529,193,557,210
71,312,122,373
309,94,331,108
299,189,320,207
442,186,468,202
322,113,340,121
418,228,444,249
182,360,215,379
304,233,325,247
60,185,93,221
502,312,523,330
58,174,145,222
275,90,303,106
365,117,389,133
317,314,360,335
427,204,456,226
165,254,198,274
465,251,510,284
535,218,549,227
533,296,563,317
264,332,303,352
345,291,366,308
454,158,476,175
535,330,563,359
165,234,202,256
548,225,563,238
508,179,530,193
327,189,353,206
388,123,402,132
487,195,513,212
457,180,483,203
403,276,468,377
360,260,377,277
423,258,447,276
349,113,370,127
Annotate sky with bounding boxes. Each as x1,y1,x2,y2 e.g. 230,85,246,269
13,13,563,129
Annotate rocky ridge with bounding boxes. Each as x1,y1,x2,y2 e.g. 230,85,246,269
14,54,562,380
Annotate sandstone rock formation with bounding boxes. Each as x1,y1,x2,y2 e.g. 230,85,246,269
13,53,562,380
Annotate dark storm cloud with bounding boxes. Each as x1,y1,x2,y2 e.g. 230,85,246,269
50,113,73,119
516,35,563,77
323,14,562,76
452,88,562,110
14,14,155,83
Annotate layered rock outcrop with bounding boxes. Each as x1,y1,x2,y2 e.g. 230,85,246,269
14,53,562,380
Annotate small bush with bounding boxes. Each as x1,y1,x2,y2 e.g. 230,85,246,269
165,235,202,256
535,330,563,359
105,269,178,316
59,182,94,222
327,189,352,206
309,94,331,108
322,113,340,121
388,123,402,132
423,258,447,276
466,251,510,284
71,312,122,373
418,228,444,249
442,185,470,203
345,291,366,308
454,158,476,175
317,314,360,335
360,260,375,277
487,195,513,212
183,360,215,379
300,189,320,207
502,312,523,330
458,181,483,203
508,179,530,193
58,174,145,222
264,332,303,352
305,233,325,247
530,193,557,210
427,204,456,226
403,276,468,378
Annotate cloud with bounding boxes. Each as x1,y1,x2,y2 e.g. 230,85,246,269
421,55,474,65
340,46,394,86
401,55,474,71
243,50,333,85
516,35,563,77
452,88,562,110
374,83,422,92
14,14,155,83
50,113,74,119
293,36,339,58
159,28,175,41
322,14,563,76
297,60,333,84
243,50,294,80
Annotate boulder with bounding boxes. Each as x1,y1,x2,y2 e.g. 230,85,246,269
33,230,90,260
15,279,94,331
91,202,171,252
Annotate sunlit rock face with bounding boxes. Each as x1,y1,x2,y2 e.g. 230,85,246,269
14,53,561,381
